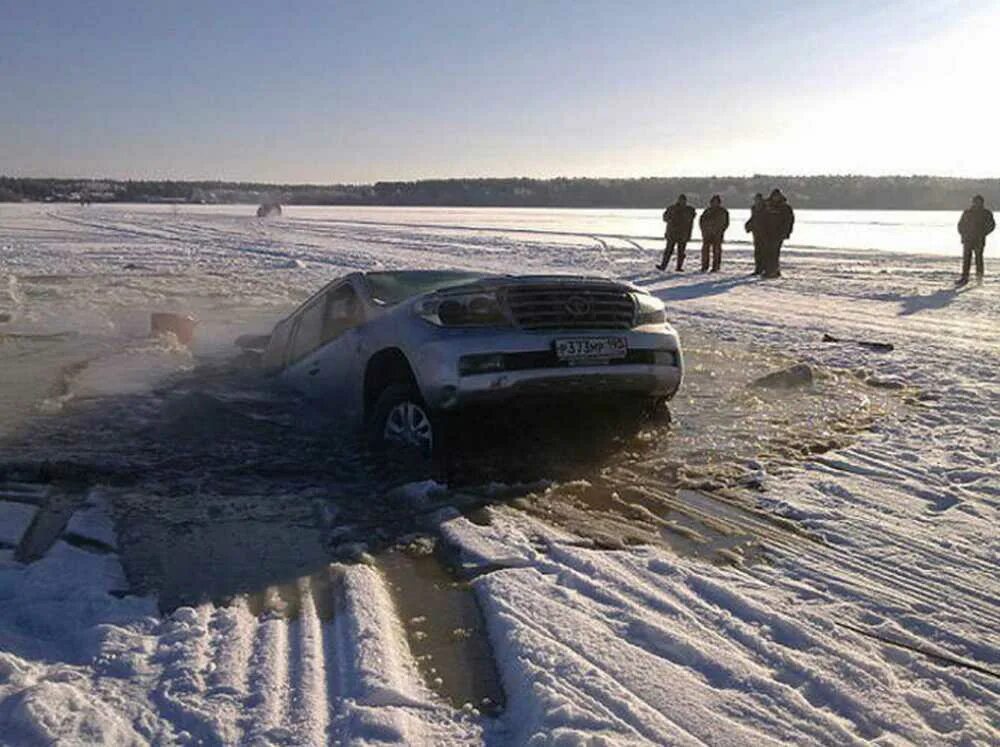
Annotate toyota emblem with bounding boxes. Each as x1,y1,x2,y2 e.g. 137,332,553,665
565,295,591,316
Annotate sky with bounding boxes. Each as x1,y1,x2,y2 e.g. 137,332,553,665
1,0,997,182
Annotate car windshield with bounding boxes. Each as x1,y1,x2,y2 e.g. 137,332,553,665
365,270,493,305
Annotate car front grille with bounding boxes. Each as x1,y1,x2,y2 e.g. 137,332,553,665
503,284,636,330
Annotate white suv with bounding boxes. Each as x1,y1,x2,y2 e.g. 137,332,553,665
244,270,682,454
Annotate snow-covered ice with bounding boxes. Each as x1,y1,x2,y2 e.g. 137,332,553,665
0,203,997,745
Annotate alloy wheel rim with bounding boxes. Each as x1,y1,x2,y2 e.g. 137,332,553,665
383,401,434,452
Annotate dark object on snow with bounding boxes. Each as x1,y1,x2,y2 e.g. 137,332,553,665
0,331,77,342
958,196,995,283
151,312,197,346
0,312,10,323
757,190,795,279
658,195,696,271
959,197,996,244
235,332,271,355
15,493,82,564
864,375,905,390
699,196,730,272
745,193,766,274
257,202,282,218
752,363,814,389
822,333,894,352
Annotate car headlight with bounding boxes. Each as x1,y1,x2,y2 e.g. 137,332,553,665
632,293,666,326
414,291,511,327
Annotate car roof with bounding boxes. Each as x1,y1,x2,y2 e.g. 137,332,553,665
360,270,621,283
361,269,492,280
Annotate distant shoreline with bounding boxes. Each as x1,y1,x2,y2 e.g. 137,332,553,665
2,175,998,211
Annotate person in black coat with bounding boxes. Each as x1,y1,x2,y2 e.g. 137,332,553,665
657,194,696,271
699,195,730,272
745,193,765,274
757,189,795,278
957,195,996,285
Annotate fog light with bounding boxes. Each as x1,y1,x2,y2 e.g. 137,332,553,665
440,385,459,408
459,354,506,375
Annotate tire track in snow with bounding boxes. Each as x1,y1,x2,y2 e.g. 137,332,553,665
156,572,342,745
478,566,782,746
205,598,253,699
331,565,424,744
505,533,958,743
52,206,625,282
287,575,331,745
664,286,1000,352
151,604,225,744
538,541,899,742
244,587,291,744
607,474,1000,660
802,466,999,607
115,558,478,744
51,210,377,271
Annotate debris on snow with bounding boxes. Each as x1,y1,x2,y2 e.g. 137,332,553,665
751,362,815,389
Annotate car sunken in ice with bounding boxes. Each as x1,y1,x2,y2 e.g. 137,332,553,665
243,270,682,455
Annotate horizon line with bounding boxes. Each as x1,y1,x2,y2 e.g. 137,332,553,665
4,172,1000,187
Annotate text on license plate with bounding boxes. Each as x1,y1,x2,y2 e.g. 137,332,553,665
555,337,628,360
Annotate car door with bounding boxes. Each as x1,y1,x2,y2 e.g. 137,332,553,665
285,283,366,410
261,317,294,374
283,295,327,394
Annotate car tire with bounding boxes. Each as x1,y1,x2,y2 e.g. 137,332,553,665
366,383,438,459
645,397,673,425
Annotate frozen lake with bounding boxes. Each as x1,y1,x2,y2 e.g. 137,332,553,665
2,203,969,256
0,204,997,745
272,205,965,256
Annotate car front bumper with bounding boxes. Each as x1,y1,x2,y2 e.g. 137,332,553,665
410,327,683,411
443,364,681,408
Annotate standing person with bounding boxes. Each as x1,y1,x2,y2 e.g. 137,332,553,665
699,195,730,272
758,189,795,279
745,193,765,274
957,195,995,285
657,194,696,271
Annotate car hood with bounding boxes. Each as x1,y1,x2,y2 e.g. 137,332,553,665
429,274,642,296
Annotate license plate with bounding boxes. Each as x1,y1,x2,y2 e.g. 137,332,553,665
555,337,628,361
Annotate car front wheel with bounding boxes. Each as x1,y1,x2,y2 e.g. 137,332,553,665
367,383,436,458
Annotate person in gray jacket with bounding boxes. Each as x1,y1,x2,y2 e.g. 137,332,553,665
699,195,730,272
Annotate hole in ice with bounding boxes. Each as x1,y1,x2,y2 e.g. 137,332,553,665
0,324,898,607
457,334,899,563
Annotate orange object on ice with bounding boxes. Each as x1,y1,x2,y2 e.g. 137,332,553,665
150,312,197,346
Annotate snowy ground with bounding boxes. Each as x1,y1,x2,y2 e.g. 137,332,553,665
0,204,997,745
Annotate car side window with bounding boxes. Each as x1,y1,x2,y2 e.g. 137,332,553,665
288,299,326,363
322,285,362,343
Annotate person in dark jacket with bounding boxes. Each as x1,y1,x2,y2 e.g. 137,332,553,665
957,195,995,285
757,189,794,278
745,193,765,274
699,195,730,272
657,194,696,271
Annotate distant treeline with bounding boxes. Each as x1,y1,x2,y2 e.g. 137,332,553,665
2,175,998,210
